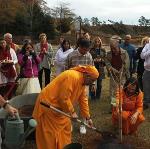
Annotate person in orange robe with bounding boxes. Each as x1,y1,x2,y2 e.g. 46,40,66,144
112,77,145,135
32,65,99,149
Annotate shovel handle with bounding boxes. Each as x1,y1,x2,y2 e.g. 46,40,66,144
40,101,72,118
40,101,100,133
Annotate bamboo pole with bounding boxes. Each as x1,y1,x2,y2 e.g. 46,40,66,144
118,67,123,143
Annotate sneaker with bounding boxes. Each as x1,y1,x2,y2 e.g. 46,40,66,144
80,125,86,134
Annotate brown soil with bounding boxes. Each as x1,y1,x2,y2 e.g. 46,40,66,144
72,77,150,149
18,105,34,117
23,77,150,149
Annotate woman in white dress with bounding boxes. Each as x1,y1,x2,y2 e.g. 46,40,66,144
55,40,73,76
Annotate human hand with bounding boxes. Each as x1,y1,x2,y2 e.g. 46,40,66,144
91,84,96,96
43,48,47,54
71,111,78,120
86,118,94,128
50,63,54,67
111,68,119,74
23,55,28,61
94,58,101,63
130,112,139,124
5,104,18,117
97,58,102,62
25,51,30,56
94,58,98,62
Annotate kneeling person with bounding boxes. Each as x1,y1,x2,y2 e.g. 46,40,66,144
112,77,145,135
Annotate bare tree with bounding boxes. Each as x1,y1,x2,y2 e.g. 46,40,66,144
50,2,76,19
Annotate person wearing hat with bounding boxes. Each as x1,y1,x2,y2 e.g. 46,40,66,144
35,33,54,89
32,65,99,149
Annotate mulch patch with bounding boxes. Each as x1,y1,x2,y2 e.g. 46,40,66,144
73,130,150,149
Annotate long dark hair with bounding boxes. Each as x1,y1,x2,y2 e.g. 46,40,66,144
123,77,140,96
61,40,71,52
0,39,10,51
21,43,34,55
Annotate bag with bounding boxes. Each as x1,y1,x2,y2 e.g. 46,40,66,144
1,63,16,79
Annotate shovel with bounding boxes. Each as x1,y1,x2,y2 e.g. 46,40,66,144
40,101,116,139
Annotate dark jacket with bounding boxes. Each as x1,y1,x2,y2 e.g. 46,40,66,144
90,48,106,79
135,47,145,74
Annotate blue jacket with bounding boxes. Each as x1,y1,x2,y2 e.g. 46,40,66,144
120,43,136,73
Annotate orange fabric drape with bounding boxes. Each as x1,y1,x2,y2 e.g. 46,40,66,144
33,69,90,149
71,65,99,79
112,89,145,135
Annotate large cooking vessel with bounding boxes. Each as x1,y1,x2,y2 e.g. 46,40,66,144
0,93,39,148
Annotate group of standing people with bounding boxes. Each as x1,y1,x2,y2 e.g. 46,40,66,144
32,33,146,149
18,33,54,95
0,33,54,98
0,32,149,149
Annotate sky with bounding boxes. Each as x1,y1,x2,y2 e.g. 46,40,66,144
45,0,150,25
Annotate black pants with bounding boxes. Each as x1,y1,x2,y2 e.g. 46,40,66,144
96,78,102,99
137,73,143,91
38,68,51,89
90,77,103,100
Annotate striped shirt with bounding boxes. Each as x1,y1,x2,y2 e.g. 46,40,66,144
65,49,93,69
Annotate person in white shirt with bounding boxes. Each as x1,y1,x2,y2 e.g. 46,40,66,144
141,41,150,108
55,40,73,76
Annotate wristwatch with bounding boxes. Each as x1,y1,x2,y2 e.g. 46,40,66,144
3,100,10,109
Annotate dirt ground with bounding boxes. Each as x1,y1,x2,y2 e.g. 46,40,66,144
23,77,150,149
72,77,150,149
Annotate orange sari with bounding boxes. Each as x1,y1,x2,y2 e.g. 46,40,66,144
112,89,145,135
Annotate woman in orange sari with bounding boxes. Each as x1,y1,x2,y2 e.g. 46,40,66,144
112,77,145,135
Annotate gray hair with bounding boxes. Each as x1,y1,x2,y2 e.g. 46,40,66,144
110,35,121,47
125,34,131,39
4,33,12,39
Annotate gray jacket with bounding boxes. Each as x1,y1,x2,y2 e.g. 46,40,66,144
106,48,130,78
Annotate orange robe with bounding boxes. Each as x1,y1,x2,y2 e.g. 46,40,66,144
112,89,145,135
32,70,90,149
